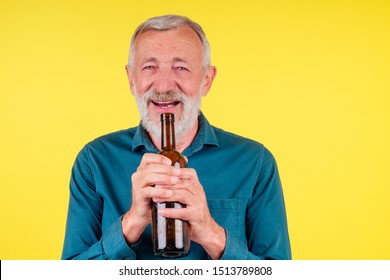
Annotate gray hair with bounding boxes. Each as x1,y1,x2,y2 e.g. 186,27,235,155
128,15,211,70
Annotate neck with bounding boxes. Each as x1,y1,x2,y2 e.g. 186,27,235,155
150,119,199,153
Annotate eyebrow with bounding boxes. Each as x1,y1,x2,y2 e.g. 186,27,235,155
172,57,188,64
141,57,158,64
141,57,189,64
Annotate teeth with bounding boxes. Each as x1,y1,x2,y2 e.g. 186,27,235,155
152,100,179,108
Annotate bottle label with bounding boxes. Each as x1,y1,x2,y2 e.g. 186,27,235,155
173,161,184,249
156,203,167,249
174,203,184,249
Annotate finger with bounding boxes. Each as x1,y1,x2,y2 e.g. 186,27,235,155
157,206,190,221
153,187,197,205
137,153,172,170
140,172,180,186
178,167,198,180
154,184,178,189
154,178,198,195
143,186,173,200
142,163,181,176
132,164,181,187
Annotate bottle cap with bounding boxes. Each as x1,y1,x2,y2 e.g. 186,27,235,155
160,113,175,122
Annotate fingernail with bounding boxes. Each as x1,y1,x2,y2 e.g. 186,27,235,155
173,168,181,175
172,177,179,184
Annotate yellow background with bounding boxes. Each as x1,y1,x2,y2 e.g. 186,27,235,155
1,0,389,259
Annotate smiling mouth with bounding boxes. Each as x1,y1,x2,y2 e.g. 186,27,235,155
151,100,181,109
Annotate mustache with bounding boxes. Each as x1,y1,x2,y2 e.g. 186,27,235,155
143,90,187,103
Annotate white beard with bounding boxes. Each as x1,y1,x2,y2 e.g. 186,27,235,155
134,87,202,140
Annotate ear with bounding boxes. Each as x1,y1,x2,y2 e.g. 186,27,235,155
201,66,217,97
125,65,135,95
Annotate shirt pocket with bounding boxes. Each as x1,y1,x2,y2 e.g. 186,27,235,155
207,199,244,238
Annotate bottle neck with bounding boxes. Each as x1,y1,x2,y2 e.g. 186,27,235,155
161,113,176,150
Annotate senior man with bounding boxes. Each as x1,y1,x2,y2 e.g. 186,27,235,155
62,15,291,260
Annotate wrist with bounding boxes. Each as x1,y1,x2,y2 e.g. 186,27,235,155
199,221,226,260
121,210,149,245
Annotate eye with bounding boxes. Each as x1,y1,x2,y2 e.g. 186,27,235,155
143,65,155,70
175,66,189,71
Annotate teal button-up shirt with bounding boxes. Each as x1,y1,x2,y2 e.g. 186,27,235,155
62,114,291,260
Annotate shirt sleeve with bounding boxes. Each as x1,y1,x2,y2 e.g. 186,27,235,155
220,147,292,260
61,146,137,260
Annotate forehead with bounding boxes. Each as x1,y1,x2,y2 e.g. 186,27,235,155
133,26,204,62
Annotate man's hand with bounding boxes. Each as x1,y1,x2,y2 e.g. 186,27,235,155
122,153,181,245
154,167,226,260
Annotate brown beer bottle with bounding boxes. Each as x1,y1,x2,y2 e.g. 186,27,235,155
152,113,190,257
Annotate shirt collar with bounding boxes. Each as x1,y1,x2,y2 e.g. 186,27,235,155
131,112,219,156
132,123,158,153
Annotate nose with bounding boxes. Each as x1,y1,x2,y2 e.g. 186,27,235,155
153,67,176,93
